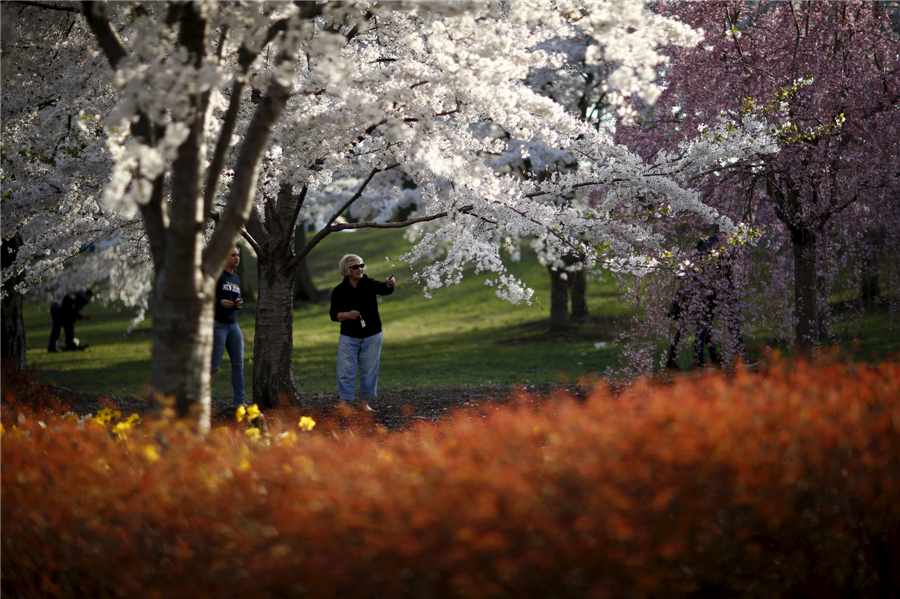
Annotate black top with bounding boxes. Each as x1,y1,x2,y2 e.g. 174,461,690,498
214,271,242,324
59,291,90,324
330,274,394,338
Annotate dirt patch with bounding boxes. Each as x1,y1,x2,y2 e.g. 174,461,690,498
47,383,589,432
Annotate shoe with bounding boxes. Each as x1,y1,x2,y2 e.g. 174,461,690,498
76,344,89,351
48,347,59,353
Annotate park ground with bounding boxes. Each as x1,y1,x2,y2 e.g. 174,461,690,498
19,229,899,427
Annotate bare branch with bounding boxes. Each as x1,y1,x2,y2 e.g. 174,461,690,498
285,186,309,248
203,67,292,277
241,229,263,257
324,164,399,229
81,2,127,68
204,79,247,220
10,1,79,13
287,209,462,272
139,175,168,272
329,212,450,233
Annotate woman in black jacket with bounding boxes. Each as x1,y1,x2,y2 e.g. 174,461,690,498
330,254,395,411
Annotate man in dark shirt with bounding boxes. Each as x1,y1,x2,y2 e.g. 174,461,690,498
48,289,93,352
330,254,395,411
211,246,246,406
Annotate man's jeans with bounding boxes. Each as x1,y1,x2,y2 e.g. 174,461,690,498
337,332,383,400
212,321,245,405
48,302,75,351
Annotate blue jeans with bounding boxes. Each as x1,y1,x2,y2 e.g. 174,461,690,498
337,332,383,400
212,321,245,405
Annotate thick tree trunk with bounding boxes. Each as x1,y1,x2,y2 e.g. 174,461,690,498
571,268,589,321
150,274,215,432
253,253,300,408
548,266,570,333
1,233,27,370
791,226,818,356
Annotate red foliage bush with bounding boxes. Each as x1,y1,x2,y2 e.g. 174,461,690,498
3,359,899,598
1,363,71,428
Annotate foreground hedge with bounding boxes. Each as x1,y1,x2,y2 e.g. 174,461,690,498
2,359,899,598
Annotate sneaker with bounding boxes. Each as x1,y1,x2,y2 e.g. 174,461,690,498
48,347,59,353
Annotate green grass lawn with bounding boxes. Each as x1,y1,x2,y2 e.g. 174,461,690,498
23,230,631,399
21,229,898,399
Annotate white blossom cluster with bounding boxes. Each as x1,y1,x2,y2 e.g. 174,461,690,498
3,0,775,316
237,2,717,304
1,2,149,309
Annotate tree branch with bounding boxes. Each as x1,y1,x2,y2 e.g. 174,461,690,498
287,209,461,272
81,2,128,68
241,229,263,257
324,164,399,230
285,186,309,248
203,79,246,220
139,175,168,272
204,17,292,223
11,1,79,13
203,65,293,277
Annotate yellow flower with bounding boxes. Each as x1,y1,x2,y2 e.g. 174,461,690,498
94,407,115,425
243,427,261,441
246,404,261,421
277,431,298,446
298,416,316,431
113,421,131,440
236,405,247,423
143,445,160,462
239,458,252,472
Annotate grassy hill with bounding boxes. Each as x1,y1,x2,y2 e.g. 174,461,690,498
23,229,629,400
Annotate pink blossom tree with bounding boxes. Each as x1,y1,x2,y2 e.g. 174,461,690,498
617,0,900,362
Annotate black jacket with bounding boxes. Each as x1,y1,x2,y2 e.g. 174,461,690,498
330,275,394,338
58,292,90,324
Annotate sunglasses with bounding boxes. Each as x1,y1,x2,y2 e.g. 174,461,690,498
350,263,365,270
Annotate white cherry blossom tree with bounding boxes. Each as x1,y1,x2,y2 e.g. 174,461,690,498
1,1,149,366
3,1,780,428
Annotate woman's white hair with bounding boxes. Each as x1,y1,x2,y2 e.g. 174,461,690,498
339,254,363,278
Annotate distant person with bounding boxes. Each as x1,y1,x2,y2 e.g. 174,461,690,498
211,246,246,407
330,254,395,411
48,289,94,352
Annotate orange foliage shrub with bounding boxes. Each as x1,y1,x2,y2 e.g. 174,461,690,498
2,359,899,598
1,363,71,427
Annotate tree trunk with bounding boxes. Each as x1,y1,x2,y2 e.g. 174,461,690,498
791,225,818,356
236,251,255,303
571,268,589,321
548,266,570,333
150,274,216,432
253,251,300,408
293,223,326,304
1,233,27,370
860,224,886,307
